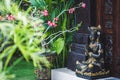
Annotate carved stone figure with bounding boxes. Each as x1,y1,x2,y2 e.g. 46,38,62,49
76,25,110,79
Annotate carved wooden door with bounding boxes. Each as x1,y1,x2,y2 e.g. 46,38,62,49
96,0,120,77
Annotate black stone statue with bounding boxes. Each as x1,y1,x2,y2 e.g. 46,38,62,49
76,25,110,80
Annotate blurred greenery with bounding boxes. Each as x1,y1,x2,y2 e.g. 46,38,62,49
9,59,36,80
0,0,82,80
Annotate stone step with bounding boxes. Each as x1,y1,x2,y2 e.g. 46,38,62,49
67,51,86,71
51,68,120,80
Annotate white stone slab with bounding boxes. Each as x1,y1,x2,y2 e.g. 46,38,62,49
51,68,86,80
51,68,120,80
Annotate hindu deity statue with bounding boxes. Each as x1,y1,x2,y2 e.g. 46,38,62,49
76,25,110,79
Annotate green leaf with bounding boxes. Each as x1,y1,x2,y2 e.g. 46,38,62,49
17,45,30,61
29,0,39,7
0,45,17,70
0,60,3,72
7,57,23,72
4,45,17,70
53,38,64,55
30,53,50,68
45,0,52,11
51,10,56,20
30,0,47,9
62,16,67,31
0,46,15,60
66,33,73,44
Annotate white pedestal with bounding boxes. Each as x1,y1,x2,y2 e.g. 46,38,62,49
51,68,120,80
51,68,86,80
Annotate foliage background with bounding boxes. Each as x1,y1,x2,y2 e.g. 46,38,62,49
0,0,80,80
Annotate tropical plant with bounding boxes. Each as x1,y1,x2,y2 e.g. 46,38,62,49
28,0,69,68
28,0,86,68
0,0,86,79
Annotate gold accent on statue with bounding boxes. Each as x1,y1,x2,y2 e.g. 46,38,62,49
88,63,94,68
76,69,110,77
76,60,79,64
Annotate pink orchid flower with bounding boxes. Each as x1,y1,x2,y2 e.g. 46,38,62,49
68,8,75,14
6,15,15,21
47,21,57,27
81,2,86,8
47,21,53,26
54,18,58,21
42,10,48,16
52,22,57,27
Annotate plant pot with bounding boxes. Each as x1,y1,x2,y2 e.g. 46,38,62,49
34,52,56,80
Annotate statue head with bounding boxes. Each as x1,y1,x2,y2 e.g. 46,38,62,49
88,25,101,41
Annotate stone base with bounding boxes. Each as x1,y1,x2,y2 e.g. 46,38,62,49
76,72,110,80
51,68,120,80
76,68,110,80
